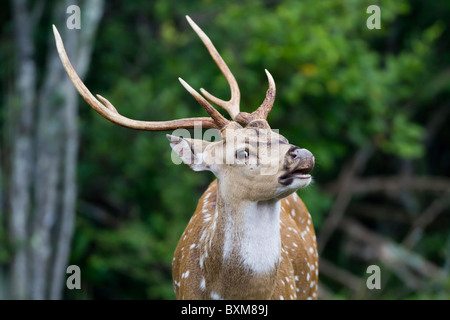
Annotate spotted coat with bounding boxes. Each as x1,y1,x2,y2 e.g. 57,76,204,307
172,180,318,300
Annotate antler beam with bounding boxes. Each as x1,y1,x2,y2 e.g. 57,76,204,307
53,25,224,131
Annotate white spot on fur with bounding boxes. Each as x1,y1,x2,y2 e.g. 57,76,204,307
199,256,204,268
210,291,223,300
200,277,205,291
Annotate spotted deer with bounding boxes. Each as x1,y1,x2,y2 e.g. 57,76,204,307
53,15,318,300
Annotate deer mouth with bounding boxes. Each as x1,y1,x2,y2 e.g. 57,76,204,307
279,161,313,186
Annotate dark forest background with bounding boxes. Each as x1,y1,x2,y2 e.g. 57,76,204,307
0,0,449,299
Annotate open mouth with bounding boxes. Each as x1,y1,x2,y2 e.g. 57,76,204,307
279,167,312,186
290,168,312,179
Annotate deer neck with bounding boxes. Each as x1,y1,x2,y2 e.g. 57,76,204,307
200,182,281,299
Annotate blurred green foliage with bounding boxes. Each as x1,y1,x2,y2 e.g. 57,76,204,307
3,0,447,299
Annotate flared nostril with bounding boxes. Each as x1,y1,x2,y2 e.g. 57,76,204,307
288,146,301,160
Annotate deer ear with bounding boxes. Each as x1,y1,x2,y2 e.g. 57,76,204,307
166,135,212,171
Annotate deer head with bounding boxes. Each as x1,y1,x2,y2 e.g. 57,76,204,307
167,120,314,203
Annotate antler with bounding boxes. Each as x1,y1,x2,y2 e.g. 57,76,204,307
234,69,276,125
185,16,276,125
185,15,240,120
178,77,230,129
52,25,228,131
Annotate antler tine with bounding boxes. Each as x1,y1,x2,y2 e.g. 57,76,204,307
53,25,219,131
185,15,240,120
178,78,230,129
234,69,276,125
253,69,276,120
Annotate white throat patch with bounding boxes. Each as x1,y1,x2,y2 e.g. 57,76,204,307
222,200,281,274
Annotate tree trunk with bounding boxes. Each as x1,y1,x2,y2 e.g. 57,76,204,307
6,0,104,299
49,0,104,300
9,0,36,300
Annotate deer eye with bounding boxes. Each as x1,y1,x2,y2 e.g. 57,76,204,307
236,149,249,160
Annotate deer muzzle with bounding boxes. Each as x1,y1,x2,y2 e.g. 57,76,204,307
279,147,315,186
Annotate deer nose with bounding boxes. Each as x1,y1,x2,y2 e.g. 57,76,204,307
288,147,315,173
288,146,313,161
